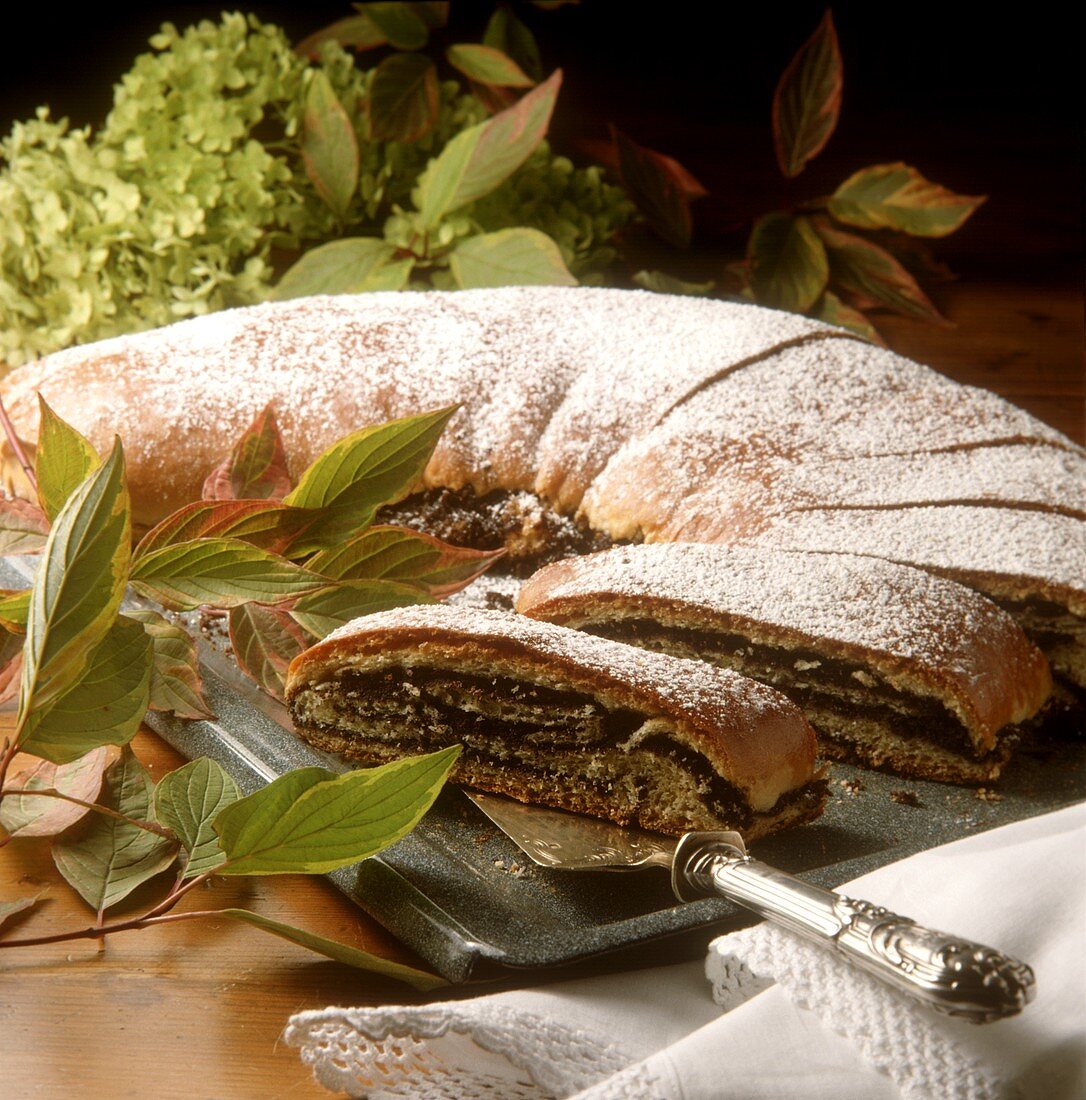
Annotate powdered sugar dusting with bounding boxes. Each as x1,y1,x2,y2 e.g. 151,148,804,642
515,544,1049,736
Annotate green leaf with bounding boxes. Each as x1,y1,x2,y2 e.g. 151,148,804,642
772,9,843,178
748,212,829,312
228,602,312,700
633,270,715,296
0,894,44,931
0,496,50,555
218,908,446,988
52,748,178,914
34,396,99,522
364,2,430,50
827,162,987,238
0,746,113,838
294,14,388,59
416,69,562,227
483,7,543,82
126,610,214,720
612,126,701,249
290,579,431,638
447,44,534,88
367,53,439,143
302,70,360,221
130,538,324,612
812,216,949,325
153,758,240,878
449,228,576,289
283,406,457,554
16,442,130,736
275,239,414,301
308,525,505,596
202,404,291,502
0,587,30,632
19,616,152,764
214,747,460,876
814,290,883,343
136,501,314,558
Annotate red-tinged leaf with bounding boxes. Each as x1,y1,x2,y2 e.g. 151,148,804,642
367,53,439,143
468,81,520,115
303,71,360,221
0,894,45,929
0,747,114,838
828,162,987,238
447,44,534,88
812,216,949,325
295,14,388,59
772,9,843,178
814,290,884,344
747,212,829,313
364,2,429,50
125,610,214,721
416,70,562,227
0,654,21,704
202,404,291,503
135,501,314,558
308,525,505,596
0,496,49,555
483,6,543,82
611,127,700,248
229,603,312,700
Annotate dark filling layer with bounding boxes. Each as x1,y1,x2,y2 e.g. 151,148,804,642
300,666,758,824
992,595,1084,649
378,488,616,575
583,619,995,761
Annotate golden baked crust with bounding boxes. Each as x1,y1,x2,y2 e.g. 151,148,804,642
285,605,826,839
516,544,1054,783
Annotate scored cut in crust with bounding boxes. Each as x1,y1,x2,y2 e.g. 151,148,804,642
284,605,827,840
515,544,1054,784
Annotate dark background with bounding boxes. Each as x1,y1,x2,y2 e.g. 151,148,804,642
1,3,1081,281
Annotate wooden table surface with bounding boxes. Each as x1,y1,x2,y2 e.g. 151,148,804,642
1,279,1082,1098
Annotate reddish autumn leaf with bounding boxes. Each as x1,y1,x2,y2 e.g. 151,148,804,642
773,9,843,178
0,495,49,555
229,602,312,700
828,162,987,238
747,212,829,313
303,71,360,220
367,53,440,142
0,747,115,838
136,500,314,558
202,404,292,503
294,14,388,59
447,44,535,88
814,290,884,344
307,524,506,596
812,216,949,325
0,627,21,702
483,6,543,82
468,81,521,114
611,127,705,248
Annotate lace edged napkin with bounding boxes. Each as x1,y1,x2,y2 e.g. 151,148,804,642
285,802,1086,1100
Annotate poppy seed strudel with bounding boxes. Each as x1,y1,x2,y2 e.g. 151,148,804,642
284,605,827,839
516,545,1053,784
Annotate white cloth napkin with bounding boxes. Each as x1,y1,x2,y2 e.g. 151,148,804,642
285,802,1086,1100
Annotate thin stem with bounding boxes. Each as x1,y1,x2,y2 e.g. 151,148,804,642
0,907,217,949
0,786,176,840
0,395,37,493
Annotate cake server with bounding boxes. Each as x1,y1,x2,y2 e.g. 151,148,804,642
464,789,1035,1024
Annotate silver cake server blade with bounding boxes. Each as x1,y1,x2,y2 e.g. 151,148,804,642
464,789,1035,1024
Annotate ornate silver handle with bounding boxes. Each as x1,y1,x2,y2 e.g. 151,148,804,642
672,833,1035,1024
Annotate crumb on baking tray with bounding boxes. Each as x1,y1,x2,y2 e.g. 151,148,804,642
889,789,922,807
838,778,863,797
975,787,1004,802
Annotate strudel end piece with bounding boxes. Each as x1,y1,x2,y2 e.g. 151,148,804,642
516,545,1054,784
284,605,827,839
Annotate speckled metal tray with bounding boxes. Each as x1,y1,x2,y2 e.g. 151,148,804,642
3,558,1082,982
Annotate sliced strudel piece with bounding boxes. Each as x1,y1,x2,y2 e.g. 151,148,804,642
516,545,1054,784
285,606,826,839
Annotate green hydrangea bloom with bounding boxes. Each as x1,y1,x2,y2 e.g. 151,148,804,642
0,13,633,366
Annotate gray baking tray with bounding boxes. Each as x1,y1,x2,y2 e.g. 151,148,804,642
2,557,1083,982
